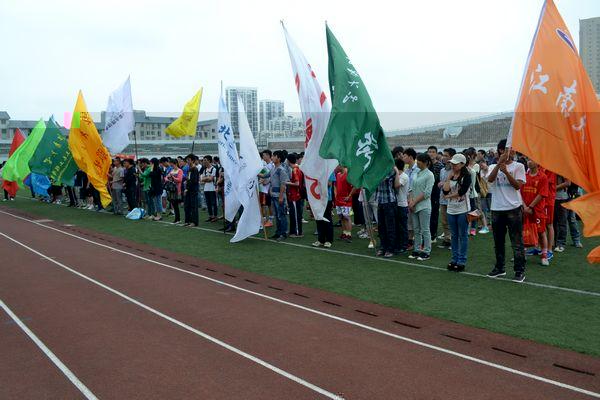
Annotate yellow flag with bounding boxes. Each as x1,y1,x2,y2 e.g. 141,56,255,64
68,91,112,208
165,88,202,137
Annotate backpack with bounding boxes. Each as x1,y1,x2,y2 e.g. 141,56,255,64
477,174,489,197
164,180,177,193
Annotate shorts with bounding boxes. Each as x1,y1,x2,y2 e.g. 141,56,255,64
336,206,352,217
527,213,547,234
260,192,271,206
545,202,554,224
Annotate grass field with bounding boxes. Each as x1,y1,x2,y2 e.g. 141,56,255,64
2,196,600,357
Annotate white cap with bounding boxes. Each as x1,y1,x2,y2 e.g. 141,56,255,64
449,154,467,165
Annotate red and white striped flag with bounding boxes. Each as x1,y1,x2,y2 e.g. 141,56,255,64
283,23,338,220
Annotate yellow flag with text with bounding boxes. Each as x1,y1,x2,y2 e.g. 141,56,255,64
68,91,112,207
165,89,202,137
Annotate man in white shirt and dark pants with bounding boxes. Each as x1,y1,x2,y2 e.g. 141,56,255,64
486,139,527,282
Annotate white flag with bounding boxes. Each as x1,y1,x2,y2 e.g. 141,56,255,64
103,76,134,154
231,96,263,243
217,95,241,222
283,24,338,221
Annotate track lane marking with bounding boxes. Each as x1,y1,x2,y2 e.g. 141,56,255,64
0,233,342,400
0,214,599,398
0,299,98,400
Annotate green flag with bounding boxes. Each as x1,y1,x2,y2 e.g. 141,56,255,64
29,117,79,186
1,119,46,187
319,25,394,196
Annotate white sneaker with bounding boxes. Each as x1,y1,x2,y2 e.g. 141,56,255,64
541,258,550,266
323,242,332,248
554,246,565,253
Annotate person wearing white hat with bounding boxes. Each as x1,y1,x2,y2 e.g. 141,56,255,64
442,153,472,272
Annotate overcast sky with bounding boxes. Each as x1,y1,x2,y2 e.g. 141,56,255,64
0,0,597,130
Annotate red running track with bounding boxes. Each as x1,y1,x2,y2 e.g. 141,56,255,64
0,209,599,399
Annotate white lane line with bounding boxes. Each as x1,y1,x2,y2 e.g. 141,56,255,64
0,233,342,400
0,215,598,398
0,299,98,400
6,203,598,298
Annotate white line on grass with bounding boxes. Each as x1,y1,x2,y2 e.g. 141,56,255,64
3,206,598,298
0,233,343,400
0,220,599,398
0,299,99,400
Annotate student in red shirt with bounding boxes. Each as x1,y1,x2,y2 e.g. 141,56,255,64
335,165,357,242
522,159,550,266
286,153,304,238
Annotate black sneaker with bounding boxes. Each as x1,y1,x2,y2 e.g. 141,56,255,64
447,262,457,271
487,268,506,278
512,272,525,283
417,253,430,261
408,251,420,259
456,264,466,272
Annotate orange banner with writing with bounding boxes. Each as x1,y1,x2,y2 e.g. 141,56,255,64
508,0,600,263
68,91,112,208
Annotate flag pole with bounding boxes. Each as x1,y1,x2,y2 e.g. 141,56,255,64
360,188,376,250
133,129,139,161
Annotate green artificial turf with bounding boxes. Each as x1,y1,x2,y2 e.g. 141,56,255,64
2,197,600,357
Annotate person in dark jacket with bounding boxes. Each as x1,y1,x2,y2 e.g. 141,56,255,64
149,158,163,220
123,159,138,212
184,154,200,227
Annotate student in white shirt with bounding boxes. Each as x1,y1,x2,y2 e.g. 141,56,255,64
201,155,218,222
486,139,527,283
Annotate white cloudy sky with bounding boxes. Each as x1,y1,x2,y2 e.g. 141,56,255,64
0,0,597,130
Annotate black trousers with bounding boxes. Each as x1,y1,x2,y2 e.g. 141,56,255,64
492,207,526,273
288,199,303,236
205,191,217,217
316,201,334,244
396,205,409,251
3,189,9,200
430,192,440,239
66,186,77,206
352,195,365,225
378,202,398,253
170,199,181,222
185,191,199,226
125,188,136,211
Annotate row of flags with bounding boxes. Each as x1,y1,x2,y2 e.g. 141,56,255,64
1,0,598,261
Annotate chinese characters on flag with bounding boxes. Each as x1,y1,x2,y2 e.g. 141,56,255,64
508,0,600,262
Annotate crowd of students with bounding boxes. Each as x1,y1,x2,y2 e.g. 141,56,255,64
1,138,584,283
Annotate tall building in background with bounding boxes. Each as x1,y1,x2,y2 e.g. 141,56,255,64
259,100,284,133
225,87,258,137
580,17,600,95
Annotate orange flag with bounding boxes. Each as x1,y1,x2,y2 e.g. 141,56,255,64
68,91,112,208
507,0,600,263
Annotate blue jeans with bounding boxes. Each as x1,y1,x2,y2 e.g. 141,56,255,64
272,194,288,237
144,191,154,216
448,212,469,265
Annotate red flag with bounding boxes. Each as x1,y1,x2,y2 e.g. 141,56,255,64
507,0,600,263
2,128,26,198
